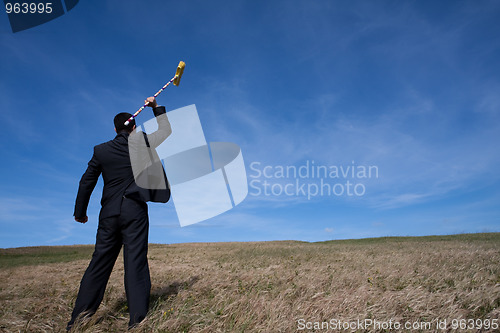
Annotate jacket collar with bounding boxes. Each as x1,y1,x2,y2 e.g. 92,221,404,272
115,131,130,137
114,131,130,143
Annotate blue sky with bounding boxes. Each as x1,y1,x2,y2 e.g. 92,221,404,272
1,0,499,248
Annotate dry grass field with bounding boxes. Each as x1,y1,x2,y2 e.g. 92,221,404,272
1,233,499,332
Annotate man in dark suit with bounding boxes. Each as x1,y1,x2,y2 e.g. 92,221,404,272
68,96,172,330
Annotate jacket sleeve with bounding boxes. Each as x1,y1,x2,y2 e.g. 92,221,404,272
74,148,102,218
145,106,172,149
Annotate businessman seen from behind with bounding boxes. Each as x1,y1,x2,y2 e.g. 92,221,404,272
68,96,171,330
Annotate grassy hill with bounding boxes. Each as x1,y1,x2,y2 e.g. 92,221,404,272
1,233,499,332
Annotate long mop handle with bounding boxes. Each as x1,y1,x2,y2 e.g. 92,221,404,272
124,61,185,126
124,76,176,126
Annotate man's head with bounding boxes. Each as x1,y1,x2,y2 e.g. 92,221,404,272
114,112,136,133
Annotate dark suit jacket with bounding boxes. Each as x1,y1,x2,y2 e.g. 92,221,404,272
74,106,172,221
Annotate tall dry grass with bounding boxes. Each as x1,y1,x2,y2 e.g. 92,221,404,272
0,233,499,332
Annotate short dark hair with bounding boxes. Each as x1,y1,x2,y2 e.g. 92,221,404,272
114,112,135,133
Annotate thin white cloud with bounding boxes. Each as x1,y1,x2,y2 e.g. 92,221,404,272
203,84,500,211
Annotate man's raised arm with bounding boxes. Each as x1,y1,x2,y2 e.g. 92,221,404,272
144,96,172,148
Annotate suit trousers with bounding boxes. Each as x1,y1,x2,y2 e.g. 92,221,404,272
68,197,150,329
